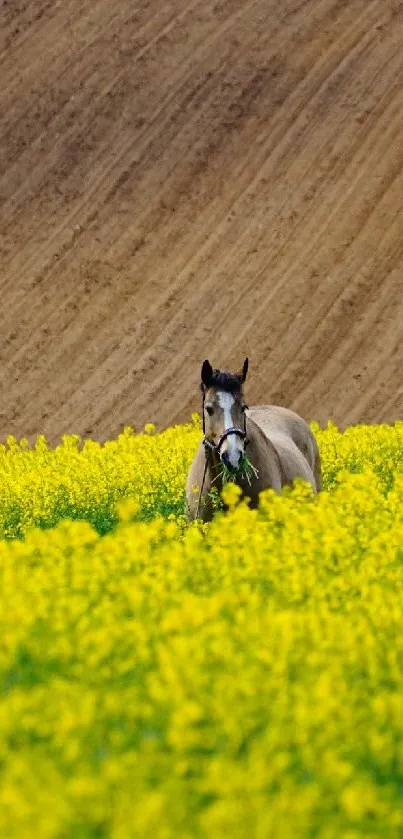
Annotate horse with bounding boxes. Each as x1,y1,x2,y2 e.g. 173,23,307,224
185,358,322,521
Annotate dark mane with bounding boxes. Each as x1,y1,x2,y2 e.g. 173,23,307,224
210,369,243,393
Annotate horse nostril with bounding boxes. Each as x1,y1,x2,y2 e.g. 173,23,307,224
221,452,230,468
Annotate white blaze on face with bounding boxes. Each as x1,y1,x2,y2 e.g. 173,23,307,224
217,391,241,468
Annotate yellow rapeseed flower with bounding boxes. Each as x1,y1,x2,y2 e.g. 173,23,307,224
0,419,401,836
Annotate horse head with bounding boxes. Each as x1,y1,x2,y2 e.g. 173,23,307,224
200,358,249,471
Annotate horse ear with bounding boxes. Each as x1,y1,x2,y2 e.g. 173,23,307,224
241,357,249,383
201,359,213,388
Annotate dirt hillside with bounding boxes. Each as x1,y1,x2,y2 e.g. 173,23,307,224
1,0,403,442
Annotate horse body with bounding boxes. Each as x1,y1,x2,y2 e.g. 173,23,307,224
247,405,322,491
185,359,321,522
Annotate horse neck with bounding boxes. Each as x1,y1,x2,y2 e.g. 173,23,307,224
246,415,270,455
242,416,281,490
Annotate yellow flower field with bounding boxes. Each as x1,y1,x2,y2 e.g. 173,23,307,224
0,419,403,837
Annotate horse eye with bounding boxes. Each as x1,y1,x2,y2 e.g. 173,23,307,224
205,404,214,416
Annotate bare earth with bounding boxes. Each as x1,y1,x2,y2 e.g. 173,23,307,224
1,0,403,442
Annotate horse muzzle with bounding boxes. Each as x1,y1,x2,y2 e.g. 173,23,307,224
221,450,241,471
203,426,247,471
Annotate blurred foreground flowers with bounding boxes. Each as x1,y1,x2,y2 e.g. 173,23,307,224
0,419,403,837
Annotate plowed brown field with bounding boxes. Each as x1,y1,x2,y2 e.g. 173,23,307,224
1,0,403,442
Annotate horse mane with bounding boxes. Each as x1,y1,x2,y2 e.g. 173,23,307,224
201,369,243,393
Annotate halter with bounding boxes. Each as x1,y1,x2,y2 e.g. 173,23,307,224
203,425,247,455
